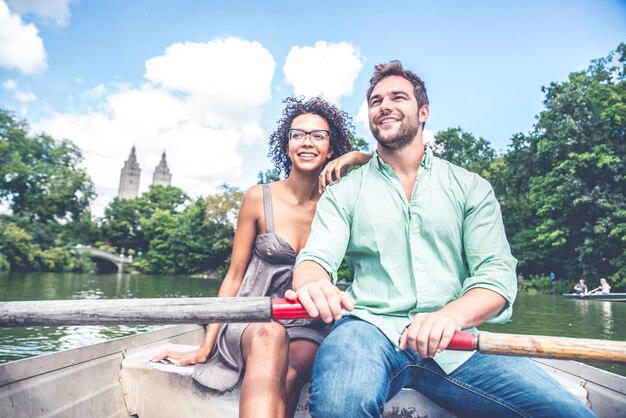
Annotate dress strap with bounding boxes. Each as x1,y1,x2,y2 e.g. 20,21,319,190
261,184,275,234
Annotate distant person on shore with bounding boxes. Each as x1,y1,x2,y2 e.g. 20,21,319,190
151,96,370,418
590,278,611,295
574,278,588,295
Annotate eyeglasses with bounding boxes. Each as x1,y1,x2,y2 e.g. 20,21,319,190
287,129,331,142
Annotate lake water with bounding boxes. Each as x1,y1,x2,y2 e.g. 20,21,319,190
1,272,625,377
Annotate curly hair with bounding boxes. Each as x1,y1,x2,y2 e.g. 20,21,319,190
268,96,354,177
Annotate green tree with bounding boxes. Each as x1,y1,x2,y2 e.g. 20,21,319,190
100,198,146,252
351,136,370,153
257,168,281,184
0,221,38,271
139,185,189,216
0,108,95,222
133,185,242,275
141,208,177,274
432,127,496,177
100,185,189,253
503,44,626,280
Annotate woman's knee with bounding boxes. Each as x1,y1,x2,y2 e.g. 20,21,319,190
247,321,288,344
243,322,288,359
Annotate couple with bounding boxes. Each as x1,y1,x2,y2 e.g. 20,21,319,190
154,61,594,418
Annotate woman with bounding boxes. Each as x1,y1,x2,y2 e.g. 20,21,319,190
591,278,612,295
151,96,371,418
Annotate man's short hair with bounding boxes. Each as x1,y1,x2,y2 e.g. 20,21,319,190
366,60,429,109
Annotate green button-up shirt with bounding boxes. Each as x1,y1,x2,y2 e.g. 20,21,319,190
296,146,517,373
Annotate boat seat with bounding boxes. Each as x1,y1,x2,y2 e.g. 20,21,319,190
120,343,588,418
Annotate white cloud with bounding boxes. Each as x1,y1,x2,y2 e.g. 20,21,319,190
423,129,435,145
3,78,36,108
0,0,46,73
15,90,36,102
84,84,106,99
2,78,16,90
145,37,275,127
356,100,371,133
283,41,364,104
32,37,276,216
6,0,72,27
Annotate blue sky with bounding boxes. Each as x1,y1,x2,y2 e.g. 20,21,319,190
1,0,625,215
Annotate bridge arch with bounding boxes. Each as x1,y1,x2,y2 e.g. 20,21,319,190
75,246,131,273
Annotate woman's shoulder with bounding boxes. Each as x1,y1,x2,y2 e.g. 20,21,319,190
240,184,265,210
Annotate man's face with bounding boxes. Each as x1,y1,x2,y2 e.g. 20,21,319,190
367,75,428,151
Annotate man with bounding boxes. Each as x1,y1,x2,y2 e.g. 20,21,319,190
287,61,595,417
574,278,588,295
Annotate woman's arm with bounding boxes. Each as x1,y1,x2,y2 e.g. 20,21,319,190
319,151,372,192
150,186,262,365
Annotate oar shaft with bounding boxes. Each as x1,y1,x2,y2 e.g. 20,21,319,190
476,332,626,364
3,298,625,364
0,297,273,326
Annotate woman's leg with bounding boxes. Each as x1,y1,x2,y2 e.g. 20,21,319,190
285,339,319,417
240,321,289,418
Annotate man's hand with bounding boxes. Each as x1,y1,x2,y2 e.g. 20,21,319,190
285,279,354,323
399,312,461,358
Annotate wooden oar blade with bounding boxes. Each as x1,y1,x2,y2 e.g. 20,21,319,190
0,297,273,326
477,332,626,364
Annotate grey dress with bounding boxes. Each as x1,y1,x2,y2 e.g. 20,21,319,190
193,184,330,391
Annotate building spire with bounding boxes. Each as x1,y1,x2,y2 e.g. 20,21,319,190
118,146,141,199
152,149,172,186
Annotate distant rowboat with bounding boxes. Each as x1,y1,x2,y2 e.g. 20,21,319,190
562,293,626,302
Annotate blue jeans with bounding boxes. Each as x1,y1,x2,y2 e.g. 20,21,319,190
309,317,596,418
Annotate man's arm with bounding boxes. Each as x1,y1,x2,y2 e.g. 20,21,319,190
401,176,515,358
287,260,354,323
400,288,505,358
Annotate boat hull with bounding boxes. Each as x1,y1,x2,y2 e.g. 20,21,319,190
1,325,625,417
562,293,626,302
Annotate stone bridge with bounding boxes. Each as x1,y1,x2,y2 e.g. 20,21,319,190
75,246,132,273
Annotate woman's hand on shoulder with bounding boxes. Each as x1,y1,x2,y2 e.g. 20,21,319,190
319,151,372,192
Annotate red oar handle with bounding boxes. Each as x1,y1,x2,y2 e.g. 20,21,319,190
272,298,478,351
447,331,478,351
271,298,311,320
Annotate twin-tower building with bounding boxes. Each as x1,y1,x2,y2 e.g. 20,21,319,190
118,146,172,199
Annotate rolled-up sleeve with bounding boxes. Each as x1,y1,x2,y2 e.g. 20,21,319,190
295,186,352,283
461,176,518,323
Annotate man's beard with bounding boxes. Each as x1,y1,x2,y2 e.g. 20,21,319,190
373,119,420,151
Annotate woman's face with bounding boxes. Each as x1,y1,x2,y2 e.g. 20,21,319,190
287,113,333,173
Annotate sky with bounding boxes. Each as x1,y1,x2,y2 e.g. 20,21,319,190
1,0,625,216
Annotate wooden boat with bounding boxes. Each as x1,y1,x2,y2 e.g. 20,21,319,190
562,293,626,302
1,324,625,418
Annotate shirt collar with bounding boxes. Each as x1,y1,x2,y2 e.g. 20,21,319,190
373,144,433,173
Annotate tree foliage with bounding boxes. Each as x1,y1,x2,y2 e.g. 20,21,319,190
0,108,95,222
502,43,626,285
432,127,496,177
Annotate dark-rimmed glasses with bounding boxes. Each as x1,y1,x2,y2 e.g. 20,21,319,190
287,129,331,142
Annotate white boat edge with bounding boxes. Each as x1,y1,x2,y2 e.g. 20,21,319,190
1,324,624,417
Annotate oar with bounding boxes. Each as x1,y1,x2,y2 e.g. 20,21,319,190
445,330,626,364
0,297,307,327
1,297,625,364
